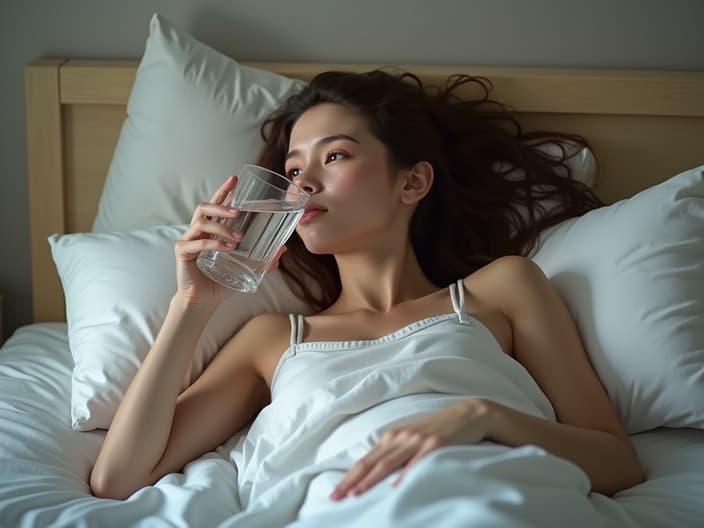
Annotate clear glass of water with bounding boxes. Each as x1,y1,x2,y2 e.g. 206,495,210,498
196,165,309,293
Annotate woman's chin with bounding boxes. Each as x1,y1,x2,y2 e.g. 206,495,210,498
299,235,340,256
302,242,334,255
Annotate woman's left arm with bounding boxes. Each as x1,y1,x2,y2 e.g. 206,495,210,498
331,256,644,501
480,255,645,496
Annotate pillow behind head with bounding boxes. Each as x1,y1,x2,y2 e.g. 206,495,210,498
92,13,306,233
532,165,704,433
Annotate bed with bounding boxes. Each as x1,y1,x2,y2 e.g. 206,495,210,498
3,13,704,528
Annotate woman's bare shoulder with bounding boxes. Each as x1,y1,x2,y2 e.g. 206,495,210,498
237,312,292,348
460,257,544,357
464,255,542,286
233,312,296,384
463,255,559,330
463,255,539,297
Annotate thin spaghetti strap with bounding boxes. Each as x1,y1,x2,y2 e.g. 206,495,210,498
288,314,300,346
449,279,471,325
296,314,304,344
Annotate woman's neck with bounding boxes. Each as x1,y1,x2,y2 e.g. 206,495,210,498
326,242,438,315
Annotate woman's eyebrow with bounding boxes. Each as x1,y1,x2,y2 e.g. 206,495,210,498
286,134,360,160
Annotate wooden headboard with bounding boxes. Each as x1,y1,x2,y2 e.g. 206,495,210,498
24,58,704,322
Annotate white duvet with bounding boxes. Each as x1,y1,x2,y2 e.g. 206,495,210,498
1,323,703,528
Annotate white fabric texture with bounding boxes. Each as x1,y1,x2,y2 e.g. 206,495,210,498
49,225,311,431
532,165,704,433
1,323,703,527
92,13,305,233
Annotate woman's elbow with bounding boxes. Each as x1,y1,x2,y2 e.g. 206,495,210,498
89,465,141,500
598,451,646,497
623,459,646,492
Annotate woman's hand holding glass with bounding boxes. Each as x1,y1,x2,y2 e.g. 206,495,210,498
174,176,287,306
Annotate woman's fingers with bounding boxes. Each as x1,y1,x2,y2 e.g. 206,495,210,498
189,201,240,226
392,437,442,487
210,175,238,205
182,217,242,243
348,445,414,496
189,176,239,225
177,217,244,262
268,245,288,271
175,237,237,262
331,442,414,500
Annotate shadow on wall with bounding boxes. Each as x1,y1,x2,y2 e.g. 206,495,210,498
188,5,305,62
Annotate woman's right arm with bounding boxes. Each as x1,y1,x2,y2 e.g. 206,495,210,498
90,176,283,500
90,298,278,500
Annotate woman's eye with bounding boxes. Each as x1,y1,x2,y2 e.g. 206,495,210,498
325,151,346,164
286,168,301,179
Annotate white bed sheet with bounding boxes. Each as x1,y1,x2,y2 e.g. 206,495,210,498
0,323,702,528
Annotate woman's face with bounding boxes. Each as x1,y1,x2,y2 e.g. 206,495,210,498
286,103,406,255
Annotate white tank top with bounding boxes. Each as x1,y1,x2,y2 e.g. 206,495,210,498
269,279,554,424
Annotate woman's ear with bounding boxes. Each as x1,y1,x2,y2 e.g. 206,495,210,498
399,161,434,205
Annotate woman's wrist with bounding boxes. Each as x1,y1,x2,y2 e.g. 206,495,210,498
456,398,498,441
169,292,220,318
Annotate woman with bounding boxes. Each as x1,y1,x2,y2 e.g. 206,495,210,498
90,70,644,504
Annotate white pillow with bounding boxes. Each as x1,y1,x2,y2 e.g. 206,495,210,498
92,13,306,233
532,165,704,434
49,225,311,431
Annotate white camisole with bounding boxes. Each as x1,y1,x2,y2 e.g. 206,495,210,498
269,279,554,424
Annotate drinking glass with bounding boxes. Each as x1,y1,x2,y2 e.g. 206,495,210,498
196,165,309,293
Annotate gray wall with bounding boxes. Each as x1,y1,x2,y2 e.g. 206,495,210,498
1,0,703,340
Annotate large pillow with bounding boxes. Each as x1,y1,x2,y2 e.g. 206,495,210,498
532,165,704,434
92,13,306,233
49,226,311,431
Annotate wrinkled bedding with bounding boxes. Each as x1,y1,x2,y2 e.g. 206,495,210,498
1,323,703,527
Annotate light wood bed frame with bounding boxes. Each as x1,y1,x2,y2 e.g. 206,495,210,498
24,58,704,323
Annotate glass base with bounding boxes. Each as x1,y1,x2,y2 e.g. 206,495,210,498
196,252,260,293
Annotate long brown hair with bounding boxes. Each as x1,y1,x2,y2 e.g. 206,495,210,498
257,70,603,311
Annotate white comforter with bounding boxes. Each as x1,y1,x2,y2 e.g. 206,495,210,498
1,323,703,527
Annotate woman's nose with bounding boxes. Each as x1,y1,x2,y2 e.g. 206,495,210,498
295,170,321,194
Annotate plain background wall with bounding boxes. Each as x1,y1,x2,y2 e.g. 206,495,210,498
1,0,703,340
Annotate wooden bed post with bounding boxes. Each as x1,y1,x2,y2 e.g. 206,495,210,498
25,58,68,322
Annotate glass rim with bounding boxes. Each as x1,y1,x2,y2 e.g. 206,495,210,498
241,164,309,199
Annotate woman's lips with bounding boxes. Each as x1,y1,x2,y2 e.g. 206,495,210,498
300,208,325,225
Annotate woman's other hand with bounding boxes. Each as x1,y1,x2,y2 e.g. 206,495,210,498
330,398,494,501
